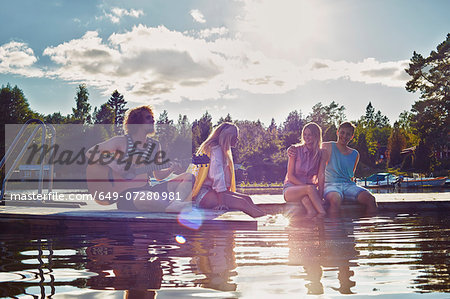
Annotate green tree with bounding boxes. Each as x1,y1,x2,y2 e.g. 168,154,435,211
405,34,450,172
93,103,114,124
362,101,375,127
387,122,407,167
374,110,390,128
172,114,192,160
395,110,419,148
360,101,389,128
192,111,212,152
354,102,391,165
217,113,232,125
0,84,36,123
323,124,337,142
156,110,177,152
72,84,91,124
107,90,127,133
354,132,370,166
268,118,277,133
176,114,190,137
44,112,68,124
307,101,346,130
282,110,304,148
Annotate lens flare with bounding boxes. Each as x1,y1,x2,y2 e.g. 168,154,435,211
175,235,186,244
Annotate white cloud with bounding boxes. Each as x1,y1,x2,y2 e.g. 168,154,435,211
190,9,206,23
0,41,43,77
43,25,227,103
305,58,410,87
3,24,410,104
104,7,144,24
198,27,229,38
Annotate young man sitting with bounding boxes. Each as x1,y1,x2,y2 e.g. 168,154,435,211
319,122,377,215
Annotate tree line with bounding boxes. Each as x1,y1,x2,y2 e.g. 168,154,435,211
1,34,448,184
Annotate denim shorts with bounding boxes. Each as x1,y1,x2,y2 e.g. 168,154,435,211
282,182,295,195
193,186,212,207
323,182,368,201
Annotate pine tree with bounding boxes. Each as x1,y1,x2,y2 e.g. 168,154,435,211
93,104,114,124
72,84,91,124
107,90,127,134
217,113,232,125
192,111,212,152
405,34,450,172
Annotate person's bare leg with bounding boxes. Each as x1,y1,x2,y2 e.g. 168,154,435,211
284,185,325,215
356,191,377,215
165,173,195,212
325,192,342,217
304,185,326,215
167,173,195,200
222,192,265,218
301,196,317,217
197,191,220,209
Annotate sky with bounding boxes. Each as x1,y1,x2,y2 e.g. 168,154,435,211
0,0,449,126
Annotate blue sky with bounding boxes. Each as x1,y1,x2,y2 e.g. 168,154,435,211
0,0,448,126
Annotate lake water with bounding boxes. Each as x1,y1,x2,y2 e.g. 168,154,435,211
0,212,449,298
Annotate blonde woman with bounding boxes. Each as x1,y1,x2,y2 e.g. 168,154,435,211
192,122,265,218
284,122,326,217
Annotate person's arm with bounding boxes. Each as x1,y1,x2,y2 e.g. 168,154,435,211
152,143,181,180
352,150,360,182
286,154,305,185
317,147,329,198
87,136,126,173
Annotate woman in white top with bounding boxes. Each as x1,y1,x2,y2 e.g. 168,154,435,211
193,122,264,218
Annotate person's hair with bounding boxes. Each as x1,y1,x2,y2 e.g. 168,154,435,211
123,105,155,135
197,122,238,168
338,121,356,135
298,122,322,162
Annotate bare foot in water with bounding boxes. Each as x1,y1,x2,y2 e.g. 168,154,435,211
305,211,317,218
316,211,326,218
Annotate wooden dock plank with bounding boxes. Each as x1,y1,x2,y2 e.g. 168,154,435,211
1,192,449,232
0,196,257,231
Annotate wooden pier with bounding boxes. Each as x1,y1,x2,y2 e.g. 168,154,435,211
0,192,449,232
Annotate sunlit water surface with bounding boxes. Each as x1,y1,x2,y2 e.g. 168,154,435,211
0,213,449,298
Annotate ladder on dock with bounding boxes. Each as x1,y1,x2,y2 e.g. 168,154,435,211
1,119,56,205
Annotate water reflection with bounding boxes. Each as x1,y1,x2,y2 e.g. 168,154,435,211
86,236,163,298
190,231,237,292
287,218,358,295
0,214,449,297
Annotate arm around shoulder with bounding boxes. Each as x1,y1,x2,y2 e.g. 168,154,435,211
287,145,298,158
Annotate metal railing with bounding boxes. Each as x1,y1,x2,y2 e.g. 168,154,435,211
1,119,56,202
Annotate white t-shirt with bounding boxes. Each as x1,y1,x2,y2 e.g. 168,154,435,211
202,145,231,193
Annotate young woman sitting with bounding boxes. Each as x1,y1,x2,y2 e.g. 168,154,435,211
191,122,265,218
284,122,326,217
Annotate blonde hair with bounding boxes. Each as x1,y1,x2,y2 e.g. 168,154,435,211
197,122,238,167
298,122,322,161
